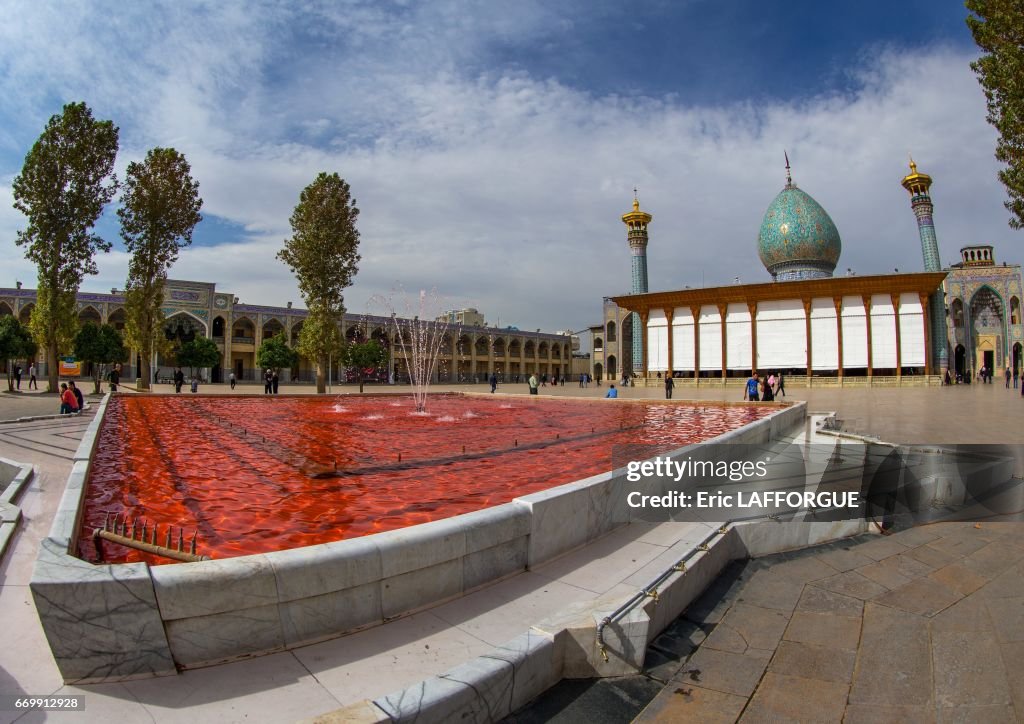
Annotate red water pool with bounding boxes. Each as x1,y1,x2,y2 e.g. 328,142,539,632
79,394,774,563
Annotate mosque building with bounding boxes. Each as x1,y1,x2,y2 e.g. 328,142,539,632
592,159,1023,386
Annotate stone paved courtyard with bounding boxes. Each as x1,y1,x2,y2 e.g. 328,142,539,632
634,521,1024,723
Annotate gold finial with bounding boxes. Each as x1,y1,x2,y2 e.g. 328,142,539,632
909,154,917,174
633,187,639,211
784,150,793,187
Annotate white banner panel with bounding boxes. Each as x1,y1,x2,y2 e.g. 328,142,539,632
699,306,722,370
841,296,867,368
871,294,897,369
726,303,751,371
756,299,805,369
898,293,925,366
672,314,695,370
810,298,839,370
647,325,668,371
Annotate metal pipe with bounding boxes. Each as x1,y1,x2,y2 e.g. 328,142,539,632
94,529,210,562
596,525,729,661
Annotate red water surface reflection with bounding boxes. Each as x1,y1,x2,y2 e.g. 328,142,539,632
79,394,774,564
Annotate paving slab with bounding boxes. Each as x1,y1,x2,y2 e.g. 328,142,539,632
998,641,1024,720
928,562,990,596
632,683,746,723
905,543,961,570
811,569,890,601
926,533,992,559
732,569,804,612
739,672,848,723
767,640,856,684
872,576,964,616
675,647,768,698
842,703,937,723
850,535,910,561
929,593,996,633
794,585,864,620
812,546,875,572
782,610,861,650
932,630,1013,708
701,603,789,654
848,603,932,706
979,561,1024,600
984,596,1024,644
936,704,1019,723
960,541,1024,579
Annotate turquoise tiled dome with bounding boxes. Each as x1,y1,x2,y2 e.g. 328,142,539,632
757,185,841,281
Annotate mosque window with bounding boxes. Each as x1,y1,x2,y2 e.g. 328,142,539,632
607,321,617,342
1012,297,1021,326
951,299,965,329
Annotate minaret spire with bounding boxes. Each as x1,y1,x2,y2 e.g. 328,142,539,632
901,157,948,374
621,193,653,375
784,150,793,187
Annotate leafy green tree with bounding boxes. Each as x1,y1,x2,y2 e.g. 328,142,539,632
967,0,1024,229
73,322,126,394
256,333,299,375
344,339,387,393
277,173,361,393
0,316,39,393
119,148,203,390
12,102,119,392
174,336,220,379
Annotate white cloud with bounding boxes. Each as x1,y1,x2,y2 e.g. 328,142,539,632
0,5,1015,335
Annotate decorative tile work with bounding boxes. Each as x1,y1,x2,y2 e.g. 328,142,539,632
758,187,841,280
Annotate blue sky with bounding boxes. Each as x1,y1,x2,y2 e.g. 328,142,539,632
0,1,1012,333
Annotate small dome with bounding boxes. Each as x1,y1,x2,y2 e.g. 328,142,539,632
757,185,841,281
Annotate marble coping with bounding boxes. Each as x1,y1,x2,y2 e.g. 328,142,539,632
32,396,805,682
0,455,35,560
313,516,869,724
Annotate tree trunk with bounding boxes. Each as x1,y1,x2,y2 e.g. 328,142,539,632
139,349,152,390
359,376,364,394
47,341,59,393
94,371,102,395
316,357,326,394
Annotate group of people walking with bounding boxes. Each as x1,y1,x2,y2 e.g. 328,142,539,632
744,372,786,402
11,363,38,390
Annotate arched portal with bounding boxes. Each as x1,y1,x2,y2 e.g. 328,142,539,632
78,305,102,325
954,344,966,380
969,286,1005,374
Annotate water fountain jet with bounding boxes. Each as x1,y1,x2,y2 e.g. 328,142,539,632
371,288,454,413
